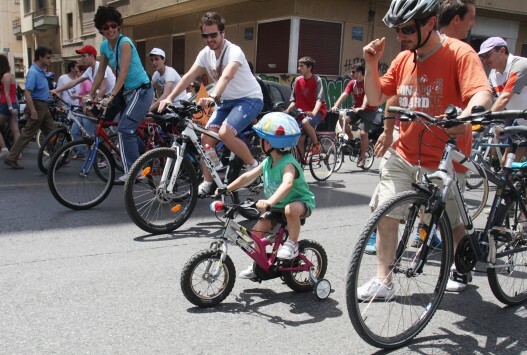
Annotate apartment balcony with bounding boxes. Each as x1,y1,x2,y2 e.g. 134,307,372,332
33,8,59,31
12,18,21,35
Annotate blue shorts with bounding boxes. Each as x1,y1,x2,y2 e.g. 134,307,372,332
298,113,323,130
0,103,19,117
206,97,263,135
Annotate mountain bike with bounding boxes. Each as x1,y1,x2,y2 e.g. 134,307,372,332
346,105,527,349
47,108,168,210
290,110,337,181
123,101,263,235
180,196,331,307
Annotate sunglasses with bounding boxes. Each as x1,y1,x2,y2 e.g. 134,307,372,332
102,23,119,31
201,32,220,39
394,24,420,35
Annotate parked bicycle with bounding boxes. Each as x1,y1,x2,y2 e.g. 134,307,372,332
290,110,337,181
346,105,527,349
123,101,263,235
47,105,168,210
180,197,331,307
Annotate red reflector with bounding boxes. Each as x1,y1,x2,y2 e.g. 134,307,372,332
210,201,225,212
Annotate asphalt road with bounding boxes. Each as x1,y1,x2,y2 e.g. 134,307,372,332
1,142,525,354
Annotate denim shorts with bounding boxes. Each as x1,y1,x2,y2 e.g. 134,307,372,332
298,112,323,130
206,97,263,135
0,103,19,117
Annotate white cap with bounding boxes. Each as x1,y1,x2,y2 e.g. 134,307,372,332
149,48,166,58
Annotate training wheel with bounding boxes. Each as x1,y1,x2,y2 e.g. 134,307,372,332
314,279,331,300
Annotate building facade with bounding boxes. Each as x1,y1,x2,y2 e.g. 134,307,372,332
1,0,24,79
10,0,527,108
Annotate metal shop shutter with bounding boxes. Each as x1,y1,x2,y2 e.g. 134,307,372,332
298,19,341,76
256,20,291,73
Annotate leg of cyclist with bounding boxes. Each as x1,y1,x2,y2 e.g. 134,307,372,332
302,113,322,153
239,216,274,279
199,98,263,195
344,114,354,141
357,110,376,167
296,134,307,159
117,87,154,180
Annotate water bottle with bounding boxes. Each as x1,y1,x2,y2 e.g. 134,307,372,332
204,144,222,169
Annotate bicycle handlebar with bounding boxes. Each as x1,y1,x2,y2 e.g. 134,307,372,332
387,106,527,126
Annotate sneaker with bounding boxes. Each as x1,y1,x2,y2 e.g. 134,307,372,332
0,148,9,158
277,240,299,259
4,158,23,169
411,223,442,250
357,278,396,301
311,143,321,155
364,231,377,255
445,266,472,292
118,171,145,183
98,160,108,169
198,181,214,196
245,160,259,173
239,264,256,279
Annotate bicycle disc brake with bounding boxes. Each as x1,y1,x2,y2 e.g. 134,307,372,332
455,235,477,274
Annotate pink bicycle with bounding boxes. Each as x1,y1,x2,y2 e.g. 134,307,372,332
180,196,331,307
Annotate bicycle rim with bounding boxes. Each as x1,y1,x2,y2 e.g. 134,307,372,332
363,143,375,170
124,148,198,234
488,196,527,305
309,136,336,181
48,140,114,210
334,143,344,172
346,190,452,349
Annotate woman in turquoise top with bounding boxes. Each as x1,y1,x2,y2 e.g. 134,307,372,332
225,112,315,279
85,6,154,181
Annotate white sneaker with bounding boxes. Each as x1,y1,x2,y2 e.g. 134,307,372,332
357,278,396,301
445,266,472,292
239,264,256,279
118,171,145,183
245,160,259,173
0,148,9,157
277,240,299,259
198,181,214,195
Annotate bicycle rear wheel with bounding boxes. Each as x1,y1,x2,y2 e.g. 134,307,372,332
362,142,375,170
487,194,527,306
309,135,337,181
346,190,452,349
48,140,115,210
37,127,72,174
124,147,198,234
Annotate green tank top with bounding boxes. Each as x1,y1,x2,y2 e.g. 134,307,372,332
262,153,315,211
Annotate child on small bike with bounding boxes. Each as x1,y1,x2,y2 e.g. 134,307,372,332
223,112,316,279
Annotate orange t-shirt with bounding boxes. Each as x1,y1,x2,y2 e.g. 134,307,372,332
381,37,491,172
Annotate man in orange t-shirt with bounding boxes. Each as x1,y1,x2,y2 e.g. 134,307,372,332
357,0,492,300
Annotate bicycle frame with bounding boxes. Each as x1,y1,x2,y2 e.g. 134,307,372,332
208,212,315,278
414,131,527,266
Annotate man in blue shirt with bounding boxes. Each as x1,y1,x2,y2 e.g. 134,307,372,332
5,46,56,169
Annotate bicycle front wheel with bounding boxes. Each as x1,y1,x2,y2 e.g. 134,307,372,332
37,127,72,174
334,142,345,172
362,142,375,170
346,190,452,349
123,147,198,234
309,135,337,181
48,140,115,210
487,194,527,305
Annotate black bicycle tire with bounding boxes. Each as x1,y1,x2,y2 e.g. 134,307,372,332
346,190,452,349
309,135,337,181
282,239,328,292
180,249,236,307
334,143,345,172
124,147,199,234
363,143,375,170
487,194,527,305
37,127,72,174
48,140,115,210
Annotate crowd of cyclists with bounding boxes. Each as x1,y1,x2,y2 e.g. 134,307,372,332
2,0,526,333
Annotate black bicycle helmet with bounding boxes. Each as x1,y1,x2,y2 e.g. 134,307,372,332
383,0,440,28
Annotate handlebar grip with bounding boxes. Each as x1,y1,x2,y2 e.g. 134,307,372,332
488,110,527,120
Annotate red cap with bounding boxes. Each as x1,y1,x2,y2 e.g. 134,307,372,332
75,45,97,56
